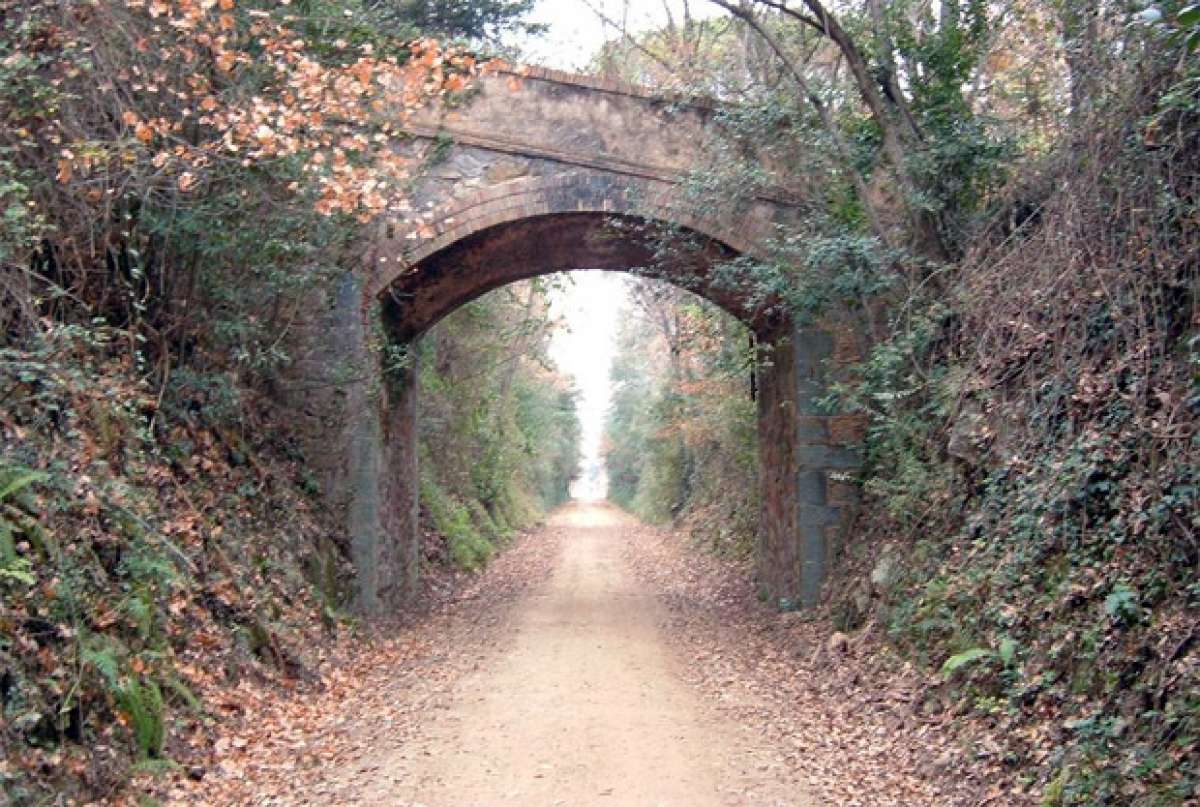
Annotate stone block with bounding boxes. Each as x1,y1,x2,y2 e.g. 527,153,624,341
828,414,868,446
797,503,839,526
796,443,862,469
484,158,530,183
795,379,827,415
826,476,860,507
794,329,834,376
796,470,826,505
796,415,829,443
798,522,828,608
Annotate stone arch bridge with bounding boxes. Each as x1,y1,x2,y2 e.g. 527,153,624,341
305,68,863,615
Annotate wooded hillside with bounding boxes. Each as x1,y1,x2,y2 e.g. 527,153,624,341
1,0,1196,804
0,1,574,801
596,2,1197,802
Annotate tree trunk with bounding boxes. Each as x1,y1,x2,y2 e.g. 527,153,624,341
743,0,950,262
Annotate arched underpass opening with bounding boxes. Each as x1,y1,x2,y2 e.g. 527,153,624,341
415,270,759,586
352,192,861,615
592,274,760,549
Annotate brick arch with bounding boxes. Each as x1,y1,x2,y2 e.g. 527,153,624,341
332,69,860,617
365,171,786,340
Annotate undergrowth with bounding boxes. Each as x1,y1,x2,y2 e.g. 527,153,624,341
829,57,1199,804
420,471,499,572
0,325,352,803
414,282,580,573
604,282,760,558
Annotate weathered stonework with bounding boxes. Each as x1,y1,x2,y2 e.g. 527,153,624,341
315,68,861,614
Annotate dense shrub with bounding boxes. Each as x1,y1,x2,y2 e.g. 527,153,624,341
605,281,759,556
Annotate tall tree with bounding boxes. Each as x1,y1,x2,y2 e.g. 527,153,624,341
707,0,958,261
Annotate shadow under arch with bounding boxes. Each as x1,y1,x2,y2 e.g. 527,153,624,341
380,211,774,343
353,173,858,614
365,172,782,315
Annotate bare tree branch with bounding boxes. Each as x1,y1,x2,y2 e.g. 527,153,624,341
741,0,821,32
739,0,947,260
579,0,679,78
705,0,893,247
866,0,924,143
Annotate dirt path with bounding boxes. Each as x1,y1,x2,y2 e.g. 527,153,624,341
162,501,1012,806
339,502,809,806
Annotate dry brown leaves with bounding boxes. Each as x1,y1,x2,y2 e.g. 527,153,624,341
40,2,497,223
124,524,563,806
105,512,1033,805
620,524,1032,807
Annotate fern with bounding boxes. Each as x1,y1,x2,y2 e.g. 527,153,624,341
124,590,154,641
0,464,49,573
0,467,47,502
0,556,35,586
0,518,15,563
81,634,126,691
117,678,164,759
160,673,203,714
119,547,178,588
940,647,993,678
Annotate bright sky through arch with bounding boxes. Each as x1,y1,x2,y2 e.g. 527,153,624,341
522,2,725,500
546,272,626,501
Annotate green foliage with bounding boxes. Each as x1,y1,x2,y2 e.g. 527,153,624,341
0,467,46,511
826,303,957,528
998,637,1018,668
1136,2,1200,52
371,0,544,45
0,317,350,800
81,634,125,692
416,280,580,571
1103,583,1141,626
160,674,203,715
0,0,473,429
1,0,1193,802
0,557,35,586
420,473,494,572
116,679,165,759
827,30,1200,797
883,1,1014,246
81,633,166,758
0,0,502,800
0,158,46,272
604,281,758,554
940,647,993,678
513,380,582,509
655,2,1199,798
0,464,49,588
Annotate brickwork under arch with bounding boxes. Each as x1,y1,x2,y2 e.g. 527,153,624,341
365,172,788,337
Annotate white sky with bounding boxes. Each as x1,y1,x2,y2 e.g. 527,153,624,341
520,0,723,70
546,272,627,500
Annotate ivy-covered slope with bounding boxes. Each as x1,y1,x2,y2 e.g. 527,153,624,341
828,68,1198,805
1,326,352,803
417,280,582,574
595,4,1197,801
0,1,552,801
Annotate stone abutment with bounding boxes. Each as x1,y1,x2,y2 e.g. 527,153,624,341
296,67,862,615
